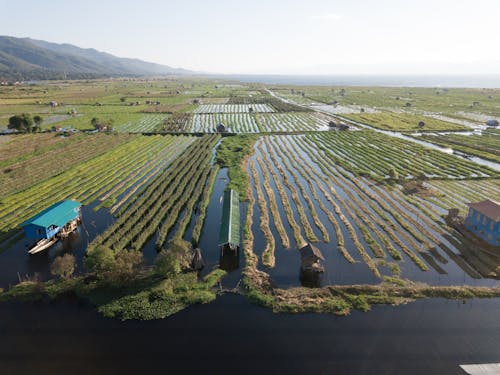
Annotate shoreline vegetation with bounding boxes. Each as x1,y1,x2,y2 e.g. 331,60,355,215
0,239,226,320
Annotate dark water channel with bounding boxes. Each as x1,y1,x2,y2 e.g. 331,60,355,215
1,294,500,374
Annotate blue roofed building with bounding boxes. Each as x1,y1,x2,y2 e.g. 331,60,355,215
21,200,82,241
465,200,500,247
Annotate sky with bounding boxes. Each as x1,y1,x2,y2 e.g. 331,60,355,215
1,0,499,74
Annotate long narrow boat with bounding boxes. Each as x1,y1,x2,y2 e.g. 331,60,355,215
28,238,59,255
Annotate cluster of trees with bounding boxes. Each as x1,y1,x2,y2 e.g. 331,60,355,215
49,239,192,288
84,246,143,286
91,117,115,132
8,113,43,133
50,254,76,280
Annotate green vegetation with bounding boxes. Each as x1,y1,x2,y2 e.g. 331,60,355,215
416,129,500,163
0,132,134,196
0,135,194,245
306,130,497,181
50,254,76,280
87,135,219,253
0,241,226,320
343,112,468,132
8,113,42,132
1,78,499,321
273,86,500,118
216,134,258,195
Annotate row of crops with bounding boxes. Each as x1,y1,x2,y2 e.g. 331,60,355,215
185,112,333,133
87,135,221,253
421,179,500,216
417,129,500,163
0,135,195,244
115,114,169,133
306,131,498,180
247,135,496,281
0,133,134,197
342,112,468,132
193,104,274,114
188,113,260,133
255,113,330,132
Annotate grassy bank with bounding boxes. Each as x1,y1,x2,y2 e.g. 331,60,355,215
215,134,259,196
0,263,226,321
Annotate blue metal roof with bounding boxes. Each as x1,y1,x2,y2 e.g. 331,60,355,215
21,200,81,228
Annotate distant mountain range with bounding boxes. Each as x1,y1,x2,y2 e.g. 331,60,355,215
0,36,193,80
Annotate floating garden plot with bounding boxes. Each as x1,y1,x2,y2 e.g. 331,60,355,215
0,135,195,244
246,135,500,287
193,104,274,114
115,114,169,133
87,135,221,253
305,131,498,181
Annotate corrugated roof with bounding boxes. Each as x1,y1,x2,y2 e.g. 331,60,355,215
21,200,81,228
218,190,240,246
467,200,500,222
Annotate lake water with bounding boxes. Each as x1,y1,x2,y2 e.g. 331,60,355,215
207,74,500,88
0,294,499,374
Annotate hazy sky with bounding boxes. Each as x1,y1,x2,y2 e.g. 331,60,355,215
1,0,499,74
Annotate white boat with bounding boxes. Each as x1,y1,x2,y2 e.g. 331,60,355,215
28,237,59,255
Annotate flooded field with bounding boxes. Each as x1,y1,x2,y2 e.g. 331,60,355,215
247,135,500,288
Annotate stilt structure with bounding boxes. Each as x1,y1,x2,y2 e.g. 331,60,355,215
21,200,82,254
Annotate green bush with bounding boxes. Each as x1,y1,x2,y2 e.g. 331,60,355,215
50,254,76,280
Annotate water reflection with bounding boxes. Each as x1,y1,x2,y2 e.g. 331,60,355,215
219,248,239,272
299,269,322,288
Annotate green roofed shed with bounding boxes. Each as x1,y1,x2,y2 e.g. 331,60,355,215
218,189,240,251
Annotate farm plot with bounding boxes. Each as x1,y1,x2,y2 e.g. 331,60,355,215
87,135,221,254
413,179,500,216
342,112,468,132
193,104,274,114
115,114,169,133
417,129,500,163
159,113,192,132
188,113,260,133
0,135,195,244
0,133,134,196
247,135,499,285
255,112,332,132
305,130,498,181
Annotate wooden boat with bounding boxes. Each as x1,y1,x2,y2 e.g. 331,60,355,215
28,237,59,255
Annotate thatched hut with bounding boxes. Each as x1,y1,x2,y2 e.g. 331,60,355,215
299,243,324,273
418,121,425,128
